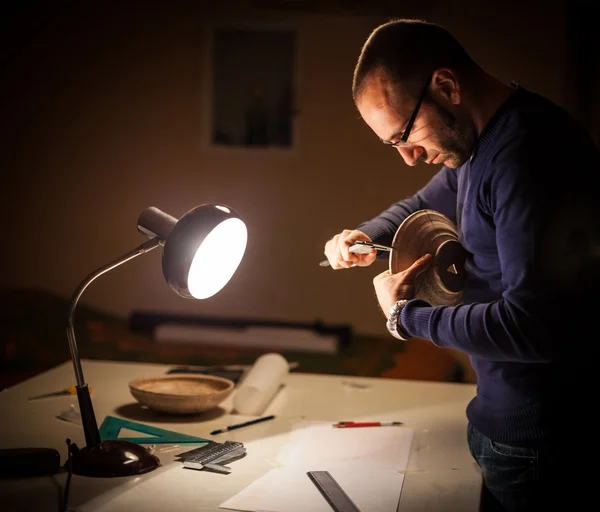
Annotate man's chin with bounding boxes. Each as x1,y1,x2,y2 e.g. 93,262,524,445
443,153,470,169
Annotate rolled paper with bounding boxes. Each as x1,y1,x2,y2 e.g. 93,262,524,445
232,353,289,415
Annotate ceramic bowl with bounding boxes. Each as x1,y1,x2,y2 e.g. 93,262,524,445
128,374,235,414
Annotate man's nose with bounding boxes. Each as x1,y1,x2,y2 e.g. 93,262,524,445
396,145,424,166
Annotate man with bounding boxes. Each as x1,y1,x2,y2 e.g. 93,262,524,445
323,18,600,511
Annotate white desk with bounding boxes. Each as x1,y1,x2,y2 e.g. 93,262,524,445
0,359,481,511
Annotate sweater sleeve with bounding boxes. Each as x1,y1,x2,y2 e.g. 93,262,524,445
401,135,596,362
356,166,459,249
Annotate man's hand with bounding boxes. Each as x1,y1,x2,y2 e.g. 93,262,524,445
323,229,377,269
373,254,433,314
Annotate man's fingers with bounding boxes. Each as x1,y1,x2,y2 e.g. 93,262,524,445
405,253,433,277
354,252,377,267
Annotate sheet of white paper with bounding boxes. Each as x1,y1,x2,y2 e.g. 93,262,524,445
277,420,414,471
219,463,405,512
220,420,414,512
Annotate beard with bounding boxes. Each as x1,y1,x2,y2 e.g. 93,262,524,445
429,100,477,168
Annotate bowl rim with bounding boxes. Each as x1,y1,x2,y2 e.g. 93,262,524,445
128,374,235,398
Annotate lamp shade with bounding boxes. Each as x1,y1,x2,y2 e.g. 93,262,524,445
138,204,247,299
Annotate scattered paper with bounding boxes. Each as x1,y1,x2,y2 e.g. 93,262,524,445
55,404,82,426
277,420,413,471
219,420,414,512
220,463,405,512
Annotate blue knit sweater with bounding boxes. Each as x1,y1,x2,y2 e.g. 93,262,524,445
357,85,600,444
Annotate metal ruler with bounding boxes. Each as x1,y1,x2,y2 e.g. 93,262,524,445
307,471,361,512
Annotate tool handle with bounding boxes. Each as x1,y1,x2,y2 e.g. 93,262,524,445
320,242,385,267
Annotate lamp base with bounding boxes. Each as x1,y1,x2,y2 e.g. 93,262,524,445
70,440,161,477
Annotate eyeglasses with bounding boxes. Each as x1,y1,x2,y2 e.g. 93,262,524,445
382,75,432,148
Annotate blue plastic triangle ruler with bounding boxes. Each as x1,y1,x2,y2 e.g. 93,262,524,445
99,416,210,445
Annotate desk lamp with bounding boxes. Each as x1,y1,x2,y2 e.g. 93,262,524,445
66,205,247,477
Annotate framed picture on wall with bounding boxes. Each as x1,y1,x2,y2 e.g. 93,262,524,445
202,21,300,150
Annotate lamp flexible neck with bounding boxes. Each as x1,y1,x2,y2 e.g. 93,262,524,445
66,238,161,448
66,237,161,385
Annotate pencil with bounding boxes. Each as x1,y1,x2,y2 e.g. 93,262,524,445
210,415,275,435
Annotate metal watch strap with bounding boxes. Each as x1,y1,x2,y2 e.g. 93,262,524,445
386,299,411,341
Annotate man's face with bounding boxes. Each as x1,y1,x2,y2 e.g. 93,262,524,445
356,73,476,169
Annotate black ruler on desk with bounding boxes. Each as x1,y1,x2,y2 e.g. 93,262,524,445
307,471,361,512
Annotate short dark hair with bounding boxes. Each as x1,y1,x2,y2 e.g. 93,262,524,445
352,19,479,102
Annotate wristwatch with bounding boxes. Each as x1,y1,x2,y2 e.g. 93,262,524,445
386,300,411,341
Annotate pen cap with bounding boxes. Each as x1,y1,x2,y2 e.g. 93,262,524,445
233,353,289,415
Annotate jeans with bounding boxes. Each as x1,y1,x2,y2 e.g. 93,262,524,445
466,423,589,512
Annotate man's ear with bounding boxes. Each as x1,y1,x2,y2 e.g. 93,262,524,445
431,68,461,105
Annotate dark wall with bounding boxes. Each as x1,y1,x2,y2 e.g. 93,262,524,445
1,0,590,336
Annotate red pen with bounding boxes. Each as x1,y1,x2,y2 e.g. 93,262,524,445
333,421,403,428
